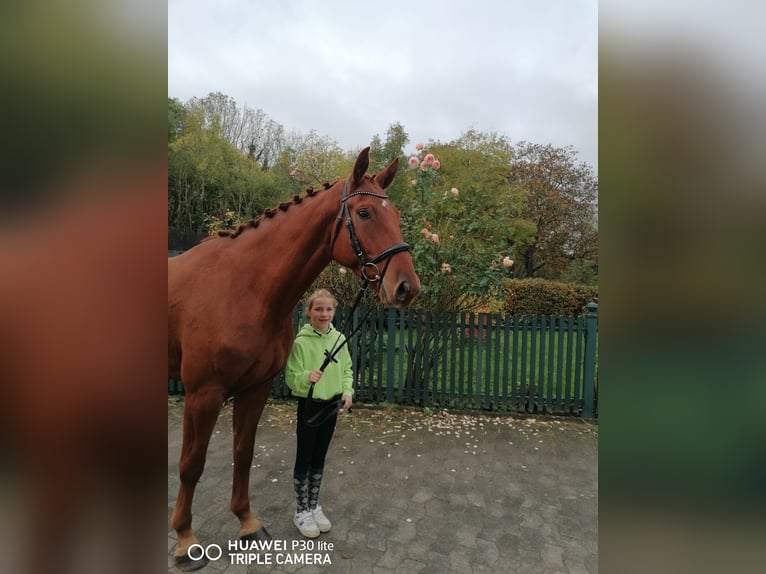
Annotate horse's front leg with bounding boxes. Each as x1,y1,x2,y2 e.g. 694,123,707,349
231,382,273,541
171,389,224,565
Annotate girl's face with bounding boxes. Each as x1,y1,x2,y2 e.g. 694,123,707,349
308,297,336,332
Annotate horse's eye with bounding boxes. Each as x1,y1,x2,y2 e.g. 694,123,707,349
357,208,371,219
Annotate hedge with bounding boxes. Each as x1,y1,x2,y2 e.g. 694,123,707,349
502,278,598,316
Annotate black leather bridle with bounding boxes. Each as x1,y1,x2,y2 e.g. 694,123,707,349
329,180,410,285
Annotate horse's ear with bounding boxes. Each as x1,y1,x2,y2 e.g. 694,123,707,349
352,147,370,186
375,157,399,190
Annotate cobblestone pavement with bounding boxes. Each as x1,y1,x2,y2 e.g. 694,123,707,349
168,398,597,573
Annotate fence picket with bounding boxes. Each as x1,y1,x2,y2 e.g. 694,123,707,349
556,316,565,412
450,311,458,407
474,313,482,409
547,315,555,413
386,308,395,403
575,316,583,413
440,310,448,406
493,313,501,408
374,307,388,400
485,313,494,409
583,302,598,418
565,315,574,413
520,316,528,411
511,314,519,409
358,305,367,398
502,313,510,408
458,313,473,407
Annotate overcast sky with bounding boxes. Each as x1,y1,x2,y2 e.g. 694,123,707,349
168,0,598,172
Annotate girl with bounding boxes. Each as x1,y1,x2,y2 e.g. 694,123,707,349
285,289,353,537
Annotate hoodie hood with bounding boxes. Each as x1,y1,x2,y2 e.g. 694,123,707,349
296,322,338,340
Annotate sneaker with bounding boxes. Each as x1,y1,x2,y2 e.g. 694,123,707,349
293,509,320,538
311,505,332,532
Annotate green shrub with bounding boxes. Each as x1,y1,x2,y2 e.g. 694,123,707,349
502,278,598,316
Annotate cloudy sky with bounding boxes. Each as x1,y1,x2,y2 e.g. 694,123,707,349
168,0,598,172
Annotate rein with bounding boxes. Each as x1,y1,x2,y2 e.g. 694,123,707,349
303,285,375,427
305,181,410,426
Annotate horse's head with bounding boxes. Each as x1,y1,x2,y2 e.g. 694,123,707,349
330,147,420,307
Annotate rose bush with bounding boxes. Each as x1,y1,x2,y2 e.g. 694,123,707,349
397,143,518,311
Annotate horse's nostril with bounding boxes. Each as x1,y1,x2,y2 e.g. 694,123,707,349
396,281,410,302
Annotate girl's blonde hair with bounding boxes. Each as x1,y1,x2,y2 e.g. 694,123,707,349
305,289,337,316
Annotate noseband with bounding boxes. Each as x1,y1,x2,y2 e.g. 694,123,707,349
330,180,410,284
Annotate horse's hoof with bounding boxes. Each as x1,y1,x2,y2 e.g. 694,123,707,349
240,525,272,542
173,552,209,571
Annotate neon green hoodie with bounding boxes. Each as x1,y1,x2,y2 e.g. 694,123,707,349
285,323,354,400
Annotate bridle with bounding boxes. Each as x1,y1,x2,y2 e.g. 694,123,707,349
329,180,410,285
304,180,411,427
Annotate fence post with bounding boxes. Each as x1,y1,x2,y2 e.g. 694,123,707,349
386,308,396,403
582,302,598,418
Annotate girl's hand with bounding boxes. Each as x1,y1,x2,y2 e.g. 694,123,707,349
341,395,353,410
308,370,323,384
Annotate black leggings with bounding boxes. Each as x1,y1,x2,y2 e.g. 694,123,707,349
293,395,340,478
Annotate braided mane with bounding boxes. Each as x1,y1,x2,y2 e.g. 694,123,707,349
201,181,336,242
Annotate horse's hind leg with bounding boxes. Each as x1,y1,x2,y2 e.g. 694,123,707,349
170,389,224,561
231,383,272,540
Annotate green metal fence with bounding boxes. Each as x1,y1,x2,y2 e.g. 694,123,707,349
168,302,598,418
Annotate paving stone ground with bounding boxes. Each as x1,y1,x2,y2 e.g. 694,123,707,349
168,397,597,573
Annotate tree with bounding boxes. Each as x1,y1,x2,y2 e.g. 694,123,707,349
168,108,285,233
281,130,348,188
370,122,409,172
168,97,186,143
509,142,598,283
185,92,286,169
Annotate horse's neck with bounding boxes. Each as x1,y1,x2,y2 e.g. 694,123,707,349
234,186,341,318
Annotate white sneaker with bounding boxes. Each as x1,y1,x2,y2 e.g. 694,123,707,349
293,509,320,538
311,505,332,532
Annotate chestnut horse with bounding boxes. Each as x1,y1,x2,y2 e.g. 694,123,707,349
168,147,420,568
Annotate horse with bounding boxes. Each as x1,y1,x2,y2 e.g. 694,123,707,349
168,146,420,568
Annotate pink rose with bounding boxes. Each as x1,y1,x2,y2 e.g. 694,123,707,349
424,153,435,165
416,143,424,151
408,156,419,168
450,187,459,197
430,234,440,244
431,160,440,170
503,257,514,268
